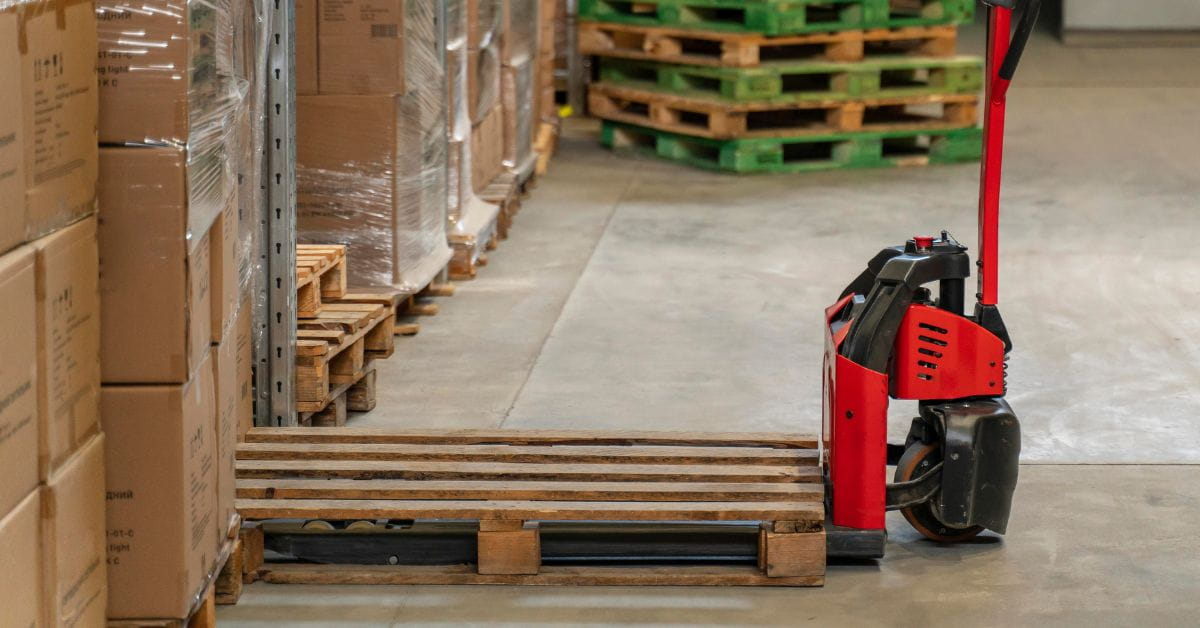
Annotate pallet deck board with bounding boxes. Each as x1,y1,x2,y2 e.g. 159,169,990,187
236,459,820,483
256,563,824,587
580,22,958,66
236,442,819,466
598,55,983,104
579,0,973,36
236,498,823,522
602,120,982,173
243,427,818,449
590,82,978,139
237,478,825,502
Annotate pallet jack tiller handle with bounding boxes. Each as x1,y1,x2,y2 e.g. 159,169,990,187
978,0,1042,307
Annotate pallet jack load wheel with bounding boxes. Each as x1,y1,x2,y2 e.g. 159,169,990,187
894,443,984,543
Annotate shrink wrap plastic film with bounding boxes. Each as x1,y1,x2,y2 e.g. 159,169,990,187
507,0,538,64
470,0,503,121
446,0,500,254
296,0,452,292
96,0,251,247
504,58,536,170
503,0,538,171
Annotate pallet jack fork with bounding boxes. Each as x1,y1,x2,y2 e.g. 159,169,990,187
823,0,1041,549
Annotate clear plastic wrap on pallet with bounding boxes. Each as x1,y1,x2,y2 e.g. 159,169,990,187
505,0,539,65
296,0,451,292
503,58,537,172
446,0,502,258
468,0,503,121
96,0,247,249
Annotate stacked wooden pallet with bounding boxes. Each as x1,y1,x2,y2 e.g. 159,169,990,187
580,0,984,173
294,245,397,426
230,428,826,587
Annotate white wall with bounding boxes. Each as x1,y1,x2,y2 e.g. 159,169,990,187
1064,0,1200,30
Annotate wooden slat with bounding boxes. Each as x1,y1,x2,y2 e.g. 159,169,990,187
236,459,819,483
236,479,824,502
235,442,818,466
256,563,823,586
244,428,818,449
235,498,823,522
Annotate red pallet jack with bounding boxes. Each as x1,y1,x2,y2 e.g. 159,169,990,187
823,0,1041,550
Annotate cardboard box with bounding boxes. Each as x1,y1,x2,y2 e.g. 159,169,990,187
319,0,405,95
42,433,107,628
14,0,98,245
33,216,101,480
501,59,536,169
210,199,241,345
213,302,250,539
97,0,235,144
99,147,214,384
0,490,43,628
297,0,319,94
0,246,38,517
468,0,503,50
468,43,502,123
0,11,23,255
103,352,219,620
472,103,505,194
297,94,425,286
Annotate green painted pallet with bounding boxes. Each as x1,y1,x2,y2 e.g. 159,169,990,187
601,120,982,173
598,56,983,104
579,0,975,36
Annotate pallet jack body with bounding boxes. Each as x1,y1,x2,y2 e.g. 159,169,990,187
823,0,1039,546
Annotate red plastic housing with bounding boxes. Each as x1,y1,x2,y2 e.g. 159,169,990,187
891,304,1006,400
823,297,889,531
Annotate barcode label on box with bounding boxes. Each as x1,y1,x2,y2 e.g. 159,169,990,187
371,24,398,38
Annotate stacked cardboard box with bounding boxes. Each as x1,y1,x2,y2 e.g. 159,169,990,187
502,0,541,176
95,0,258,619
0,1,108,625
296,0,453,293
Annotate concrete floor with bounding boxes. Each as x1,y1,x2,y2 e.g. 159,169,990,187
220,26,1200,627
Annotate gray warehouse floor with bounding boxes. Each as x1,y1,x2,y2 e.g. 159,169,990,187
220,27,1200,627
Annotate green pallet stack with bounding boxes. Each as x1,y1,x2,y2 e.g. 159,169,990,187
579,0,985,173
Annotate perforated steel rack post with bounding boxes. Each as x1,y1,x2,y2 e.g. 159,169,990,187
257,0,298,426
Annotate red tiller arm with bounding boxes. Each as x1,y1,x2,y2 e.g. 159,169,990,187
978,0,1041,306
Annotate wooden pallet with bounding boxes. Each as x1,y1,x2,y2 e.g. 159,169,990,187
340,277,456,339
296,302,394,420
603,119,981,173
449,201,503,281
590,83,977,139
480,172,522,241
580,22,957,67
233,429,825,587
598,55,983,104
296,245,348,318
534,120,560,177
578,0,973,36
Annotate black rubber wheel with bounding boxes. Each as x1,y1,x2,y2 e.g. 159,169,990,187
894,443,984,543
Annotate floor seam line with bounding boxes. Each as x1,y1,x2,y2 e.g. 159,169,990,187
496,168,639,428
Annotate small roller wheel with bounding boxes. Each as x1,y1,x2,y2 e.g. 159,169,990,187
301,519,336,531
894,443,983,543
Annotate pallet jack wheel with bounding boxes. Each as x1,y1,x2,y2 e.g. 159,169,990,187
894,443,984,543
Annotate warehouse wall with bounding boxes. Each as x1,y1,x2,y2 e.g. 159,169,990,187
1063,0,1200,30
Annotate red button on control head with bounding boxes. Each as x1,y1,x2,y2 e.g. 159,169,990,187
914,235,935,249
